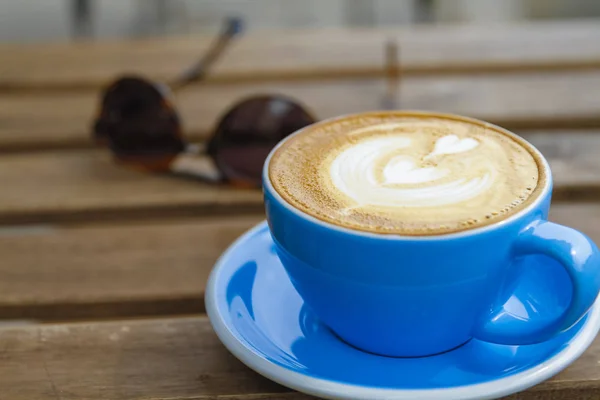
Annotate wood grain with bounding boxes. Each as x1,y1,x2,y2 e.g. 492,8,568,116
0,132,597,224
0,149,262,225
0,216,261,320
1,20,600,91
523,132,600,201
0,203,596,321
0,316,597,399
3,72,600,152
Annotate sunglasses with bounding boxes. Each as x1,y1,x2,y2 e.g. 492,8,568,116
92,17,317,188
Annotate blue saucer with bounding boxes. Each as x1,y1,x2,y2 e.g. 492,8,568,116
206,221,600,400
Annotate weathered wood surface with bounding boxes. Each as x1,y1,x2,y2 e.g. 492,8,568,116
0,316,597,400
3,72,600,152
0,149,262,225
0,216,261,320
0,132,595,224
0,204,596,322
523,132,600,201
1,21,599,92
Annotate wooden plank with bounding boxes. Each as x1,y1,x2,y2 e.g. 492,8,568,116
0,203,597,322
1,20,600,91
0,216,261,321
0,149,262,225
3,72,600,152
0,132,596,225
0,316,598,399
523,132,600,202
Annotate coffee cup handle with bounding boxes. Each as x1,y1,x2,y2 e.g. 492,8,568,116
473,220,600,345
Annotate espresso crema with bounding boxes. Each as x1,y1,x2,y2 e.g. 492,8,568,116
268,112,544,235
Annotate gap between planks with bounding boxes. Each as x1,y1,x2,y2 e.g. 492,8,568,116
0,131,599,226
2,20,600,91
2,72,600,152
0,204,599,322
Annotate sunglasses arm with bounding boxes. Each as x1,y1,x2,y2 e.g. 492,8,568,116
171,16,244,91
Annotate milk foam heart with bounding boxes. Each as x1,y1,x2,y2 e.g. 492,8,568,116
428,135,479,157
330,134,493,208
268,112,543,235
383,156,447,185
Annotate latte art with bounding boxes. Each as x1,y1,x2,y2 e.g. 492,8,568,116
268,112,544,235
330,133,495,209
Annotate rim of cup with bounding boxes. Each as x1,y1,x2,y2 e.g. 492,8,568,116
262,110,553,241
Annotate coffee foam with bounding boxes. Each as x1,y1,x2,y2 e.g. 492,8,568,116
268,112,544,236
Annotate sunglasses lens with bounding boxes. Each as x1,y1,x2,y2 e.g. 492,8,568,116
94,77,185,156
209,96,315,186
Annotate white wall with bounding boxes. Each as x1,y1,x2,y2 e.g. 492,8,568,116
0,0,70,42
0,0,598,43
434,0,525,23
0,0,418,42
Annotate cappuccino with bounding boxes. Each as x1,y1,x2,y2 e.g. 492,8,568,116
268,111,544,236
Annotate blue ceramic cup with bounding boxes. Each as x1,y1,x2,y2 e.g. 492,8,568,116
262,111,600,357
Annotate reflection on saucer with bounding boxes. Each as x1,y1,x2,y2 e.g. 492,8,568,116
208,221,600,400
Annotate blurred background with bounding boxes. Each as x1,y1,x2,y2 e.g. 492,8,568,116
2,0,600,42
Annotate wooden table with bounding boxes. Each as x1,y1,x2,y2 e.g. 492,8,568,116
1,20,600,399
